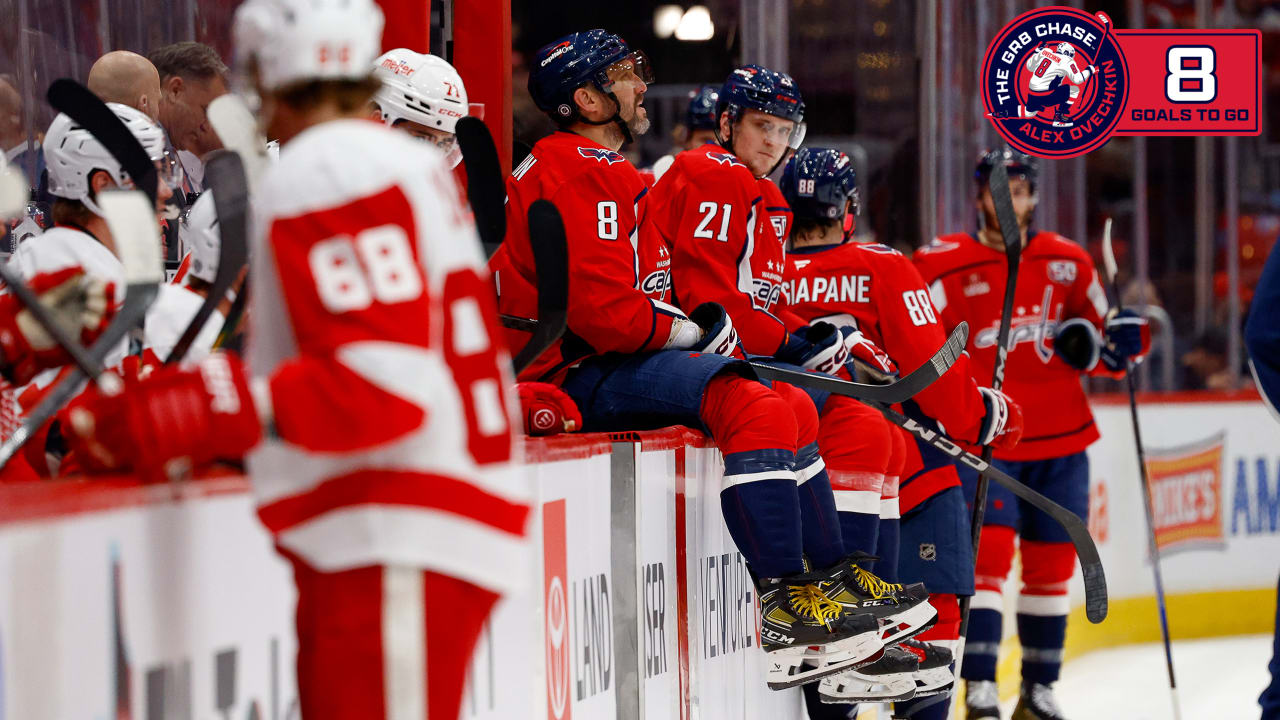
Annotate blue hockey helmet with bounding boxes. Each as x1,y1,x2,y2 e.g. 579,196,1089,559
975,148,1038,193
685,84,720,130
715,64,806,149
782,148,859,240
528,29,653,137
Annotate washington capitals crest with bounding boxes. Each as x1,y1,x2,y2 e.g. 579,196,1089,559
578,147,626,165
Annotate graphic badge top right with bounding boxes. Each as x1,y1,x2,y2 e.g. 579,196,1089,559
982,6,1262,159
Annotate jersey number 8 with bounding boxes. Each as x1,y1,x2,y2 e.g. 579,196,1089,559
309,225,424,313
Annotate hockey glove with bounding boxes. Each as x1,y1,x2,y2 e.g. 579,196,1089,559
1100,308,1150,372
61,351,263,475
517,382,582,436
844,328,898,382
688,302,745,359
777,323,849,375
977,386,1023,451
1052,317,1103,371
0,267,116,386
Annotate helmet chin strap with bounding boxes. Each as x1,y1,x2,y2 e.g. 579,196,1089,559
580,91,632,145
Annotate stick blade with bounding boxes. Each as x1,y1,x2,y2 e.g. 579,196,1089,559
1101,217,1118,284
98,190,163,285
0,163,27,218
208,94,270,191
1081,561,1109,623
511,199,568,375
455,117,506,251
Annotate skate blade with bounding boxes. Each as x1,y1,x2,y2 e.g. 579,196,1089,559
1052,121,1074,127
912,665,955,697
765,636,885,691
817,673,917,703
878,600,938,646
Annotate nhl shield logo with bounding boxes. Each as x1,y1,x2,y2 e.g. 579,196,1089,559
982,7,1130,158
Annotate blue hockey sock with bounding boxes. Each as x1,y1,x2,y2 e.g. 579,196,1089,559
795,442,846,568
874,516,900,582
1017,611,1068,684
961,607,1003,682
719,448,804,579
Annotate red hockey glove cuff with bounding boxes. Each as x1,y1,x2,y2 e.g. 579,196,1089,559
62,352,263,474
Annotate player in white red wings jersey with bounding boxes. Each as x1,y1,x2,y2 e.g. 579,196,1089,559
62,2,529,718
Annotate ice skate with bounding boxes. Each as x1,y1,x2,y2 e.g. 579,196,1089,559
818,552,937,645
965,679,1001,719
1012,682,1067,720
817,645,919,703
900,638,954,697
1051,111,1073,128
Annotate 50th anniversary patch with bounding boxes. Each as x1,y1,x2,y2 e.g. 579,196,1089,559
983,6,1261,159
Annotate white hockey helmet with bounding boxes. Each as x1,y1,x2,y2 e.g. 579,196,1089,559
181,191,220,284
1055,42,1076,58
232,0,385,92
42,102,175,217
372,49,469,134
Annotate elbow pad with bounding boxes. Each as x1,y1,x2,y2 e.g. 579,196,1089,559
1053,317,1101,371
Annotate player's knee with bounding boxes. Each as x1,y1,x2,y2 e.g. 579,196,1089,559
818,395,892,474
1020,540,1076,592
975,524,1017,589
770,381,819,448
700,373,798,456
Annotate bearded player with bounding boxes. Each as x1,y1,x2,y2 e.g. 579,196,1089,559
914,150,1148,720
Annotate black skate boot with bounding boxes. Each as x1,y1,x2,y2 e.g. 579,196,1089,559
817,645,919,703
1012,682,1067,720
758,572,885,690
1051,111,1074,127
965,679,1001,719
819,553,937,645
900,638,954,697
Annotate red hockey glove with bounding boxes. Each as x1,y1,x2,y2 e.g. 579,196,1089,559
977,386,1023,451
517,382,582,436
0,267,116,385
844,328,898,381
688,302,745,359
61,352,263,474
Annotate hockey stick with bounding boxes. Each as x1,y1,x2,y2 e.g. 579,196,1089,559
1101,218,1182,719
165,150,249,364
510,200,569,375
0,159,27,218
955,155,1024,674
874,401,1108,623
47,79,158,206
0,191,164,467
455,117,507,256
500,314,969,407
213,281,249,350
749,322,968,405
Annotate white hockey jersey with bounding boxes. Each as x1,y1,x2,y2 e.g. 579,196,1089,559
143,283,223,364
245,119,530,593
1024,48,1092,92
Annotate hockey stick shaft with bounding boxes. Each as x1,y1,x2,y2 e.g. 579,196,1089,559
1102,218,1182,718
957,155,1025,672
876,401,1108,623
165,151,250,364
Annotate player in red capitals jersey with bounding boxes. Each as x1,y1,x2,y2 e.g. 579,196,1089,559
780,148,1023,720
914,150,1148,720
491,30,887,685
647,65,938,672
60,2,530,718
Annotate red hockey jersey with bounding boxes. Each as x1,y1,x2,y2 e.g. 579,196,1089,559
914,231,1111,461
490,131,680,381
783,241,987,443
644,146,802,353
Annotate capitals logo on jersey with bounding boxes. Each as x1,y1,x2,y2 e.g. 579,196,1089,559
578,147,626,165
705,151,746,168
982,6,1129,158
